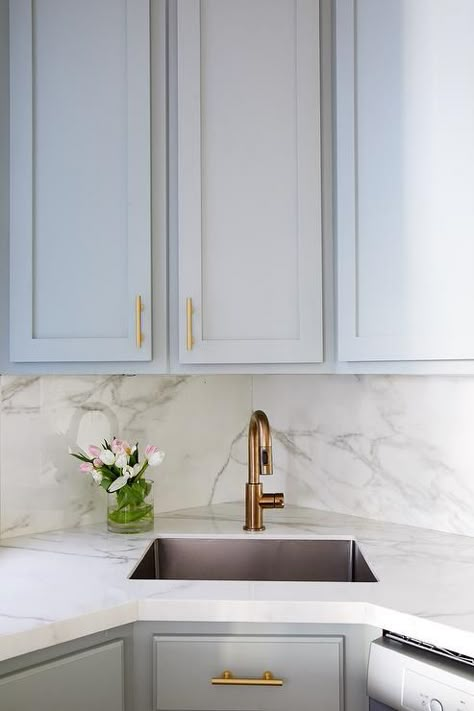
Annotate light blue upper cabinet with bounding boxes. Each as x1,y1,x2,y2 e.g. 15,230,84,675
176,0,323,365
336,0,474,362
10,0,152,362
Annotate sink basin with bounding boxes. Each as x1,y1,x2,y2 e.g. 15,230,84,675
129,538,377,582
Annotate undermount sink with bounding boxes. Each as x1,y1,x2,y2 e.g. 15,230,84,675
129,538,377,582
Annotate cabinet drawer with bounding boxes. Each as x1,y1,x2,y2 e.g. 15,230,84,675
154,635,343,711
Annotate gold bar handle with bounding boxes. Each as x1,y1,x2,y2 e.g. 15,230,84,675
211,670,283,687
135,295,143,348
186,297,194,350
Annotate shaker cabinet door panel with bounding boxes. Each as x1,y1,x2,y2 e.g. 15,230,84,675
336,0,474,361
10,0,152,362
154,635,343,711
0,641,124,711
177,0,323,364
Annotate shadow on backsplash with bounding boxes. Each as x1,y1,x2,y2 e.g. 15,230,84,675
1,373,474,539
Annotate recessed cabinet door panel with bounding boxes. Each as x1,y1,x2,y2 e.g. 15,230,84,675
0,641,124,711
154,635,343,711
177,0,322,364
10,0,151,361
337,0,474,361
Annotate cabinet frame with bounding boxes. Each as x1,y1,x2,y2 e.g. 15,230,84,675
0,624,134,711
9,0,152,362
176,0,323,365
153,633,344,711
336,0,474,363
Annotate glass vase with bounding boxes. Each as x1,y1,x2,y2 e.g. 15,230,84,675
107,478,154,534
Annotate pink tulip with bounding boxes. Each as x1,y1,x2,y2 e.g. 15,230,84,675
93,458,102,469
111,438,130,454
145,444,165,467
80,462,93,472
88,445,101,458
111,438,122,454
145,444,159,458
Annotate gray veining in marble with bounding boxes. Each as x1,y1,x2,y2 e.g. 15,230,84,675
2,373,474,539
253,375,474,536
0,375,251,538
2,504,474,661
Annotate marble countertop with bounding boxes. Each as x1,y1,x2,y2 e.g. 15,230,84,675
1,503,474,662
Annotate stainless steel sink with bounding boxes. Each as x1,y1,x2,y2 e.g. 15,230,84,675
129,538,377,582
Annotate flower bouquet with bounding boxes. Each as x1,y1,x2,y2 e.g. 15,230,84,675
70,438,165,533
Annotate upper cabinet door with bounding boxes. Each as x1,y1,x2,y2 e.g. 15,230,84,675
336,0,474,362
10,0,152,362
177,0,322,364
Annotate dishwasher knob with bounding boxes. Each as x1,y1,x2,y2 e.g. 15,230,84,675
429,700,443,711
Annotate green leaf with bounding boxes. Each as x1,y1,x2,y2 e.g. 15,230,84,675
107,504,153,525
111,480,148,510
129,445,138,467
115,487,129,509
99,469,113,481
127,483,146,506
135,460,148,481
70,452,92,463
99,464,115,477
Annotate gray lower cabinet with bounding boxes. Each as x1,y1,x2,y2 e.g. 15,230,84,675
0,622,375,711
154,634,344,711
0,640,124,711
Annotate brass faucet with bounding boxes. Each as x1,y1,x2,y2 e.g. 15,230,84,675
244,410,284,531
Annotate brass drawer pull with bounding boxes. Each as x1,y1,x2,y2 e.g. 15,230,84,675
211,670,283,686
186,297,194,350
135,295,144,348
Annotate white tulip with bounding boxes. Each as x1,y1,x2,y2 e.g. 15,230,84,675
148,450,165,467
131,463,143,479
122,463,142,480
100,449,115,466
107,475,128,493
115,452,128,469
92,470,103,485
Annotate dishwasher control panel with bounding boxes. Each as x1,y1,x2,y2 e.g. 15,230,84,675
368,637,474,711
403,668,474,711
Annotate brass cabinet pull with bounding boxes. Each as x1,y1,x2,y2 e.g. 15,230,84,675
211,670,283,686
186,297,194,350
135,295,144,348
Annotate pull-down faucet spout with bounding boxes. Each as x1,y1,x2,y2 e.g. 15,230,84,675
244,410,284,531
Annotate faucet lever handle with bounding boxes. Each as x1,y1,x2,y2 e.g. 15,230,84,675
260,492,285,509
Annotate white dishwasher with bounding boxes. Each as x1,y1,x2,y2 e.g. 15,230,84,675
368,633,474,711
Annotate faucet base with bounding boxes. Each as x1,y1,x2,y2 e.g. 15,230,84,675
244,483,284,531
244,483,265,531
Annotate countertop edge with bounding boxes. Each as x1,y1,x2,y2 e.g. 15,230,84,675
1,599,474,664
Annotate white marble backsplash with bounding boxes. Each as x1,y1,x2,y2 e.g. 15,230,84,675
0,375,251,538
253,375,474,537
1,373,474,538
